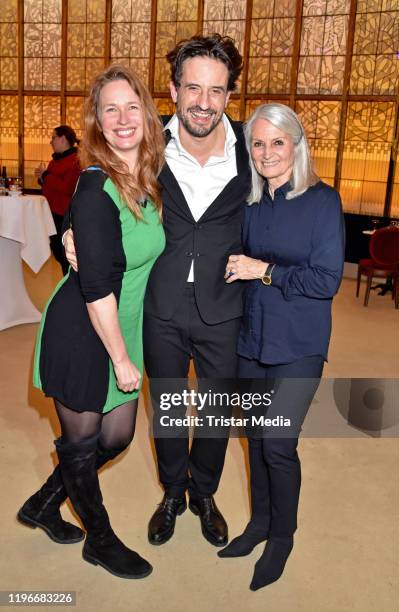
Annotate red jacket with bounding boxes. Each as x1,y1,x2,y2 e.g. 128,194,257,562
41,148,80,216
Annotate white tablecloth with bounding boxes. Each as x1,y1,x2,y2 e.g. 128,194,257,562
0,194,56,330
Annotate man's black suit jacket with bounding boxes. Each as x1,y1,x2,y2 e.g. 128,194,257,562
144,116,251,325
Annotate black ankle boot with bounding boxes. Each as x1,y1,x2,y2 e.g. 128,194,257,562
219,437,271,558
218,521,268,558
56,435,152,580
250,536,294,590
17,466,84,544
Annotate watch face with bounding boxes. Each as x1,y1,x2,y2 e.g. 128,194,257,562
262,275,272,286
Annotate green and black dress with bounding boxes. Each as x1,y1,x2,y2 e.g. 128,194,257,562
33,169,165,413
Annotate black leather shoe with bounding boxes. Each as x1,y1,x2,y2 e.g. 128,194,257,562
189,497,228,547
148,495,187,545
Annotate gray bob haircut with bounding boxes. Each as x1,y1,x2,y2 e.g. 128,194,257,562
244,103,319,204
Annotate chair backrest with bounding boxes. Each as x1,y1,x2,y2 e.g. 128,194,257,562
370,227,399,266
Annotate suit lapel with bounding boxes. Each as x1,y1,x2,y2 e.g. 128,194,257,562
199,118,250,222
159,162,195,221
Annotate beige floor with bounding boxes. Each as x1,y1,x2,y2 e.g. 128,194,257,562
0,258,398,612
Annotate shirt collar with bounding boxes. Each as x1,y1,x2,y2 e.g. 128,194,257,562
263,180,291,200
164,113,237,159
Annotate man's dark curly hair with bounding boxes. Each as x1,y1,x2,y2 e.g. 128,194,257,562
166,34,243,92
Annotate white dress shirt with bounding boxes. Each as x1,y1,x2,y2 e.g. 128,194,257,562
164,114,237,281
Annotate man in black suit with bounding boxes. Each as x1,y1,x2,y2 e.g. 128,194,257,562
63,34,251,547
145,35,251,547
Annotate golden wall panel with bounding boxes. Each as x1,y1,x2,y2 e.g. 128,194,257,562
87,0,106,22
129,58,150,85
112,0,152,22
67,58,85,90
271,18,295,55
66,96,85,136
158,0,198,21
0,58,18,90
85,59,105,88
0,95,18,127
350,55,375,95
320,55,345,94
24,58,43,90
252,0,274,19
111,0,154,89
274,0,297,17
86,23,105,57
226,99,240,120
43,24,62,57
0,24,18,57
0,6,18,104
205,0,246,21
373,55,399,95
130,24,151,57
296,100,341,182
0,0,396,212
24,0,62,22
350,5,399,95
353,13,379,55
68,25,86,57
154,58,171,91
111,23,131,57
68,0,105,23
247,57,271,93
68,0,86,22
250,19,272,57
24,1,62,92
269,58,292,93
24,24,43,57
43,58,61,90
0,0,18,22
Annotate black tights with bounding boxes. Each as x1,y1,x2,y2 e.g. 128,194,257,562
54,399,139,450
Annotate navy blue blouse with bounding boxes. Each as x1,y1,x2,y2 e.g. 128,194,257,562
237,180,345,365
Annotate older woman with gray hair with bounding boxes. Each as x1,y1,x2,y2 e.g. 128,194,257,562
218,103,345,590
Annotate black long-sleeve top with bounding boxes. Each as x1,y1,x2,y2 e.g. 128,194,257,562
237,180,345,365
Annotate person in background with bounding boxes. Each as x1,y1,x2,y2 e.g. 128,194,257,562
218,103,345,591
35,125,81,275
19,65,165,580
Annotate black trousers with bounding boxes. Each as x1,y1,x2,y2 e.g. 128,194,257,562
144,284,241,499
238,354,324,537
50,212,69,275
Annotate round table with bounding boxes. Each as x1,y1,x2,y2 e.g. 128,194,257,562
0,194,56,330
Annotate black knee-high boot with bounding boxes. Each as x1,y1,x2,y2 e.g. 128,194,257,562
17,465,84,544
17,441,127,544
218,437,270,558
56,434,152,579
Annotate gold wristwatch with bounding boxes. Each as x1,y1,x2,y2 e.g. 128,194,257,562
261,263,275,286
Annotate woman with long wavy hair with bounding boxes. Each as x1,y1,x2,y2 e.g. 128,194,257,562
18,65,165,580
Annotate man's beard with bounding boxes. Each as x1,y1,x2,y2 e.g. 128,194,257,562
176,105,223,138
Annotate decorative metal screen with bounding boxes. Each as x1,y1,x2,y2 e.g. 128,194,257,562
0,0,398,216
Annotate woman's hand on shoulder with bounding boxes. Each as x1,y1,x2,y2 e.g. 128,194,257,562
113,356,141,393
225,254,268,283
